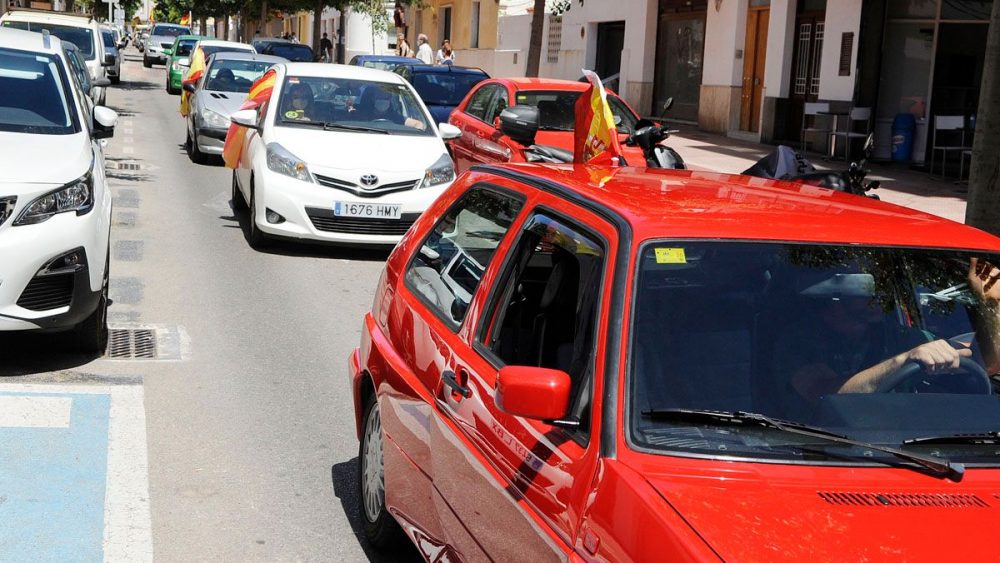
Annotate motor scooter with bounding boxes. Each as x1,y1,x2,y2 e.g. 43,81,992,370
742,134,880,199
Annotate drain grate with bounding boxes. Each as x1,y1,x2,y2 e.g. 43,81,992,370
106,328,157,359
112,162,142,171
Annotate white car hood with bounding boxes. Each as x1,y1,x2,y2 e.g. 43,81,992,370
0,131,92,186
269,126,447,175
200,90,248,118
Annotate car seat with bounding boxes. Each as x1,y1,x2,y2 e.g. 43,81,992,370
531,249,579,373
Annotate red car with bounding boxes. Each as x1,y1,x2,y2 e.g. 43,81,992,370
349,163,1000,561
447,78,648,172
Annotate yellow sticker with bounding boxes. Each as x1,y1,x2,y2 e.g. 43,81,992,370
284,110,301,119
655,248,686,264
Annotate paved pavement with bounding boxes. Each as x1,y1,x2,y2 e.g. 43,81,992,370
669,129,971,223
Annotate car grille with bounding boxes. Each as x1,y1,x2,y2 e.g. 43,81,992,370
306,207,419,236
313,174,420,198
17,273,74,311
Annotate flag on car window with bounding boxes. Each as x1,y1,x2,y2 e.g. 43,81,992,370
179,12,191,26
223,69,277,169
179,46,207,117
573,69,624,166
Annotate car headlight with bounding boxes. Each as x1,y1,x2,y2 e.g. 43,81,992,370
265,143,312,182
420,153,455,188
14,172,94,226
201,109,229,129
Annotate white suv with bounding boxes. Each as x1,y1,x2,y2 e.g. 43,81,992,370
0,28,118,352
0,9,114,105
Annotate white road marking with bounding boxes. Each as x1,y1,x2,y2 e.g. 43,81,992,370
0,396,72,428
122,146,134,155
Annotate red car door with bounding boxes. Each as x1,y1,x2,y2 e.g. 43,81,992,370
431,183,620,560
450,82,508,173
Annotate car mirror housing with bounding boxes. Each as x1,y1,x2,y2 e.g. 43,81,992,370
438,122,461,140
498,105,539,147
494,366,570,421
163,48,173,56
92,77,111,88
231,109,260,131
102,53,116,66
92,106,118,139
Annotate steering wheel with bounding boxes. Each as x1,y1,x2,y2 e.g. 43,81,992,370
875,356,990,394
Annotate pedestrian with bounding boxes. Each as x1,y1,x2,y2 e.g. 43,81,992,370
393,2,407,39
396,34,413,58
415,33,433,65
290,32,298,43
435,39,454,65
320,32,334,62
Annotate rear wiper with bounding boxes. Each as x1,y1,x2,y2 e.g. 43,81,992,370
642,408,965,481
903,432,1000,446
322,122,389,134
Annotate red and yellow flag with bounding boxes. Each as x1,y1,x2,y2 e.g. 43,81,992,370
179,11,191,26
573,69,624,166
223,69,277,169
179,46,207,117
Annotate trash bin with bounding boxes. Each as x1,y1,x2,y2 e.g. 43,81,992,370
891,113,916,162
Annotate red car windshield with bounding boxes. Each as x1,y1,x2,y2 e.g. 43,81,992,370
629,241,1000,465
513,89,638,133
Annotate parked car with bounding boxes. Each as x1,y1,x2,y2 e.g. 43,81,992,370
228,63,461,248
0,9,115,105
163,34,209,94
348,54,420,72
350,158,1000,561
64,40,108,105
393,63,488,123
99,25,120,84
253,38,314,62
142,23,190,67
135,25,149,52
448,78,646,173
0,28,117,352
184,52,285,164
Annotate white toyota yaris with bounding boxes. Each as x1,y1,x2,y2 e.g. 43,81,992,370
0,28,117,351
230,62,461,247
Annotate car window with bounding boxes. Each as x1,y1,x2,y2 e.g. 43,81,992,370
152,25,189,37
175,39,197,57
464,84,496,122
405,188,525,327
0,46,77,134
205,59,273,93
201,45,254,59
2,21,96,59
101,30,115,48
411,71,487,106
64,46,91,92
265,44,313,61
484,87,509,125
513,89,639,133
481,213,605,428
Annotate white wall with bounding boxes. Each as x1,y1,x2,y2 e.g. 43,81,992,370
703,0,748,87
817,0,861,101
344,9,394,58
764,0,796,97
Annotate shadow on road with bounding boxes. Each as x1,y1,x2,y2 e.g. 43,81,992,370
0,331,102,377
331,459,421,563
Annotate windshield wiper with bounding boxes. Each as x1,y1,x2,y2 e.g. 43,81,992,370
642,408,965,481
322,122,389,134
903,432,1000,446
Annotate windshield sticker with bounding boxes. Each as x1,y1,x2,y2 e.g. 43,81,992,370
287,77,299,84
655,247,686,264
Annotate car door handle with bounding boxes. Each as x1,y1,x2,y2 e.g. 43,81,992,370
441,370,472,399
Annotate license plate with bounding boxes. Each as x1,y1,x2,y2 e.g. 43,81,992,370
333,201,401,219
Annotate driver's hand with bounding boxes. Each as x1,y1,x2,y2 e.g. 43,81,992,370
404,117,425,130
904,339,973,374
969,258,1000,303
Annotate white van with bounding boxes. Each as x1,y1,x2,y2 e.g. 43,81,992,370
0,9,114,104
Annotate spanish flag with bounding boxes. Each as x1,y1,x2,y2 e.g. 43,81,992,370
573,69,624,166
179,11,191,26
179,46,207,117
223,69,277,169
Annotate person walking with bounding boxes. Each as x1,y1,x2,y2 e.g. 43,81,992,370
320,32,334,62
396,34,414,58
435,39,454,65
415,33,434,64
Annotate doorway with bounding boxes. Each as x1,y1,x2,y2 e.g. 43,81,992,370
596,21,626,88
785,1,825,141
927,22,988,169
740,5,769,132
653,8,706,123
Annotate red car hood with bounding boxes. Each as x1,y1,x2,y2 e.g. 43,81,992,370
533,130,645,164
645,469,1000,561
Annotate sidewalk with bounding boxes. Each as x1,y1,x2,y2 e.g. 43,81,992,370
668,129,970,223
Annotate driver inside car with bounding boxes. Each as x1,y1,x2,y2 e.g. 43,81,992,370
773,259,1000,416
282,82,317,121
356,87,425,130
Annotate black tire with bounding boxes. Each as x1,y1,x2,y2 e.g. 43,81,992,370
189,127,208,164
358,393,406,550
247,182,269,249
142,55,151,68
167,83,179,95
74,250,109,354
231,171,247,212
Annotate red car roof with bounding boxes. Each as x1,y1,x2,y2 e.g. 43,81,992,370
495,77,595,91
488,164,1000,251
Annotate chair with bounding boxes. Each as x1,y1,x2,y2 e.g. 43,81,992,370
960,149,973,182
800,102,830,153
930,115,968,177
828,106,871,162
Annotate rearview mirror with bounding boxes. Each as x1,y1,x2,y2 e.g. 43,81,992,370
178,57,190,67
92,106,118,139
438,122,461,140
494,366,570,421
498,105,539,146
230,109,260,131
92,77,111,88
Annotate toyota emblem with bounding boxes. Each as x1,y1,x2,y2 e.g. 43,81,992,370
360,174,379,187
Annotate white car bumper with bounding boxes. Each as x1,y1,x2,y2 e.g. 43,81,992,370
253,168,450,246
0,201,110,332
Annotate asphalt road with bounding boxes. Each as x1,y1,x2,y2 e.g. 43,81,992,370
0,50,419,561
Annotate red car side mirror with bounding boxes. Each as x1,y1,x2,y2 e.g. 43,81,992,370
495,366,571,421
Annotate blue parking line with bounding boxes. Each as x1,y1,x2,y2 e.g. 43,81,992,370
0,392,110,562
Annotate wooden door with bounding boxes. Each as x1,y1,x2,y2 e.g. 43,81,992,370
740,7,769,132
786,13,824,140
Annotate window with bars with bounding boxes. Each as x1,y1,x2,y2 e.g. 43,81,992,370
810,22,824,95
794,23,811,95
